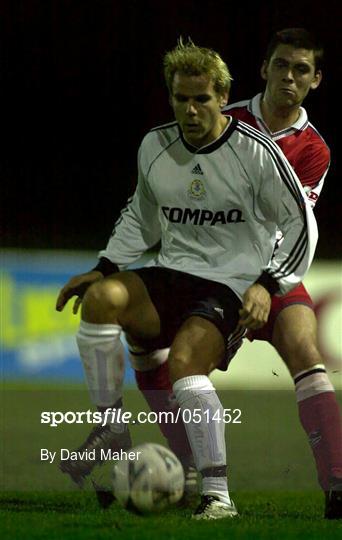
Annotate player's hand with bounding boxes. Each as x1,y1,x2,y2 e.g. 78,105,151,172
56,271,103,314
238,283,271,330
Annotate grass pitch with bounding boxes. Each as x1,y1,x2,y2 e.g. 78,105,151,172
2,490,340,540
1,383,341,539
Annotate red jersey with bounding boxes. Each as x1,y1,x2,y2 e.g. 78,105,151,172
223,93,330,208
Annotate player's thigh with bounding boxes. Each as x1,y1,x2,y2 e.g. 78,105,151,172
168,316,225,382
272,304,322,374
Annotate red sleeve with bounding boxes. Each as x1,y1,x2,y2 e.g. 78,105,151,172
294,141,330,189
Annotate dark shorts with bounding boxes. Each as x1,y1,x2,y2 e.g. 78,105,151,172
132,266,242,370
247,282,314,343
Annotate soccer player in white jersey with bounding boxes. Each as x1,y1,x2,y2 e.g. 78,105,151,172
56,38,318,519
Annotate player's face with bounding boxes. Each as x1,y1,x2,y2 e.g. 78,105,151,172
170,72,228,148
261,44,322,109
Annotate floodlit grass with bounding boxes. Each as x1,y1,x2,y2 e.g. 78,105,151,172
2,490,341,540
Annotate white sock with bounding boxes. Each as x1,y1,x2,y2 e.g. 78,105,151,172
76,320,125,409
127,343,169,371
202,476,231,505
294,364,334,402
173,375,230,504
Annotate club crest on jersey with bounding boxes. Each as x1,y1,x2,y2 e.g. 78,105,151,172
188,179,206,200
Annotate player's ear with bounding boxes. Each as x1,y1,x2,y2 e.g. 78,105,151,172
219,91,228,108
310,70,322,90
260,60,268,81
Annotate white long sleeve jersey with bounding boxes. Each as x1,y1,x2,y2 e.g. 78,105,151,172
100,117,318,299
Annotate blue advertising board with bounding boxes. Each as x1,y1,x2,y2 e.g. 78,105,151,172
1,250,136,382
1,250,341,388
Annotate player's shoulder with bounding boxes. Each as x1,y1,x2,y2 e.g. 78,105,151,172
293,117,331,169
223,99,254,123
305,121,330,154
223,98,250,113
139,121,180,170
234,118,278,151
231,118,288,173
143,120,179,147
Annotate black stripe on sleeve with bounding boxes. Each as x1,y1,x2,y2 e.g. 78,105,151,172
110,196,134,236
235,122,309,280
237,123,305,209
270,227,308,279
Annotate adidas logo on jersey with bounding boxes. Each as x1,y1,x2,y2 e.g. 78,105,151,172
191,164,203,175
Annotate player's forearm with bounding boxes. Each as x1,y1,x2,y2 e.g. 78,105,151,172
99,219,160,270
265,207,318,295
254,271,280,295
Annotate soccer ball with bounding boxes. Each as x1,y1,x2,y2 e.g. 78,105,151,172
112,443,185,513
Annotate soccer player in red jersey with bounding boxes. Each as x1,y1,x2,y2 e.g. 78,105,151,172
221,29,341,519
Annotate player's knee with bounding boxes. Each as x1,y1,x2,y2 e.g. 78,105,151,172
168,350,197,383
279,338,323,375
82,279,129,319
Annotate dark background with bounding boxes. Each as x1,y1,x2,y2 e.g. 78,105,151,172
2,0,340,257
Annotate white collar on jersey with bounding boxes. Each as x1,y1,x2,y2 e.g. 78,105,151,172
248,93,309,138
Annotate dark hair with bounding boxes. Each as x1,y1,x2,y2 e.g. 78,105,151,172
265,28,323,72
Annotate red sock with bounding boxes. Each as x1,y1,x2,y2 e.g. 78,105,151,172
135,362,193,463
296,369,342,490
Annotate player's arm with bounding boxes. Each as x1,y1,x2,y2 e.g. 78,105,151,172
56,144,161,313
297,142,330,209
99,144,161,267
239,147,318,330
257,148,318,293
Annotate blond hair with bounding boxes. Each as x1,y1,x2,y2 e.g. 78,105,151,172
164,37,232,96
